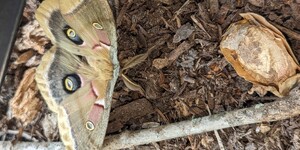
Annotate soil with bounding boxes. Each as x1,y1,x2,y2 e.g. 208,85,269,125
0,0,300,149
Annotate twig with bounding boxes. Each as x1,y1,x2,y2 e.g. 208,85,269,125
174,0,191,17
102,87,300,149
116,0,133,27
161,17,173,29
0,142,64,150
0,87,299,149
0,130,38,142
191,15,212,38
205,104,225,150
154,108,169,123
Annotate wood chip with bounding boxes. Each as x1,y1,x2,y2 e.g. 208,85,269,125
153,41,194,69
107,98,154,133
173,23,195,43
13,50,35,65
9,68,43,126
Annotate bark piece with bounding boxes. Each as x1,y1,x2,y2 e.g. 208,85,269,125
9,68,43,126
107,99,154,133
153,41,194,69
13,50,35,65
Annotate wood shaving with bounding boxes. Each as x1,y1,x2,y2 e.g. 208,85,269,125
14,20,49,54
9,68,43,126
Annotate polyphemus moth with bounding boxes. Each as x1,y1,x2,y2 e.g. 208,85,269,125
35,0,118,149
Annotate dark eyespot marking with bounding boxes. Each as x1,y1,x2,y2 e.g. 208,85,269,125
63,74,81,93
63,25,84,45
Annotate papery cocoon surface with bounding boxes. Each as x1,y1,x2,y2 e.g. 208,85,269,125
220,12,300,97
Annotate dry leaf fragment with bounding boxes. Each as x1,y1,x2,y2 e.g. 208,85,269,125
13,50,35,65
25,55,42,67
220,12,300,97
122,53,149,71
9,68,43,126
41,113,59,141
121,74,145,95
120,39,168,95
121,53,148,96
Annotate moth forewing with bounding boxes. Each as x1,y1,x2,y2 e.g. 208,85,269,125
35,47,60,113
59,0,117,57
59,80,111,149
35,0,119,149
35,0,60,42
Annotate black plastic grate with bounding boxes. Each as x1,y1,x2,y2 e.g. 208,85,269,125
0,0,25,88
